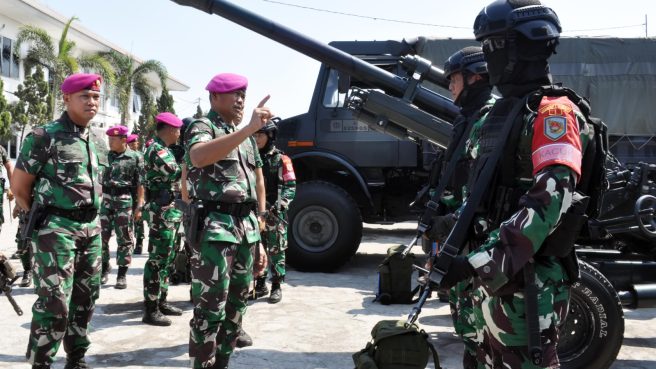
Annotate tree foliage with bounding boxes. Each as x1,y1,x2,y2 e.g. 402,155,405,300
14,16,115,118
0,78,12,140
11,66,51,142
157,85,175,115
134,91,157,147
101,50,167,126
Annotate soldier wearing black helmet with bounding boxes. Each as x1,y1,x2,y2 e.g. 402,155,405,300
250,117,296,303
423,46,494,369
437,1,594,368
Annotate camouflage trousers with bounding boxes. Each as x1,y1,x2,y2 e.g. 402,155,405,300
100,203,135,270
143,205,180,302
470,278,570,369
260,214,288,283
449,278,486,369
26,215,102,366
15,211,33,274
133,218,145,246
189,238,255,368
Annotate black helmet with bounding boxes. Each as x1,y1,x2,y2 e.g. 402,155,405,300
443,46,487,80
473,0,561,42
180,117,194,143
256,116,281,141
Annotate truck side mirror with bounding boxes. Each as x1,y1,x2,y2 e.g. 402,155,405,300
337,72,351,94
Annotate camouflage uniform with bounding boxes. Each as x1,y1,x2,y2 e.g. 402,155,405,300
142,137,182,303
101,148,142,273
461,95,592,368
260,147,295,284
0,145,9,228
15,209,32,283
17,112,102,367
434,97,494,369
185,111,262,368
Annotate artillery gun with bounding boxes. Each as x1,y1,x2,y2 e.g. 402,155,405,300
171,1,656,368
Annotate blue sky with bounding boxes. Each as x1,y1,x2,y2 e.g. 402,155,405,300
41,0,656,121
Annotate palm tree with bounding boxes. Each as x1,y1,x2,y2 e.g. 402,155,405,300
101,50,168,125
14,16,115,118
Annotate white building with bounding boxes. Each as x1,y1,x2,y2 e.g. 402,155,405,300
0,0,189,157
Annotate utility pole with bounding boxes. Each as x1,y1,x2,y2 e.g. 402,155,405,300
646,14,648,38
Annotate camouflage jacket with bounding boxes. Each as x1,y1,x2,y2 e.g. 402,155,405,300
102,148,142,209
16,111,101,211
260,147,296,211
142,136,182,224
464,95,592,294
184,110,263,244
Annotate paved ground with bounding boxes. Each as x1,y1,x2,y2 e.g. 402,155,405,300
0,216,654,369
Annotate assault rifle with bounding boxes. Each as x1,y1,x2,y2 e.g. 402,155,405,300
0,254,24,316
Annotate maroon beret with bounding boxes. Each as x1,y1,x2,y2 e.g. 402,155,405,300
205,73,248,93
155,112,183,128
127,134,139,144
61,73,102,94
106,125,129,137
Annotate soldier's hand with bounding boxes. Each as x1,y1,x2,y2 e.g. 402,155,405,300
258,214,266,232
12,205,19,219
246,95,273,134
134,208,143,221
253,242,268,277
6,189,14,201
439,255,476,289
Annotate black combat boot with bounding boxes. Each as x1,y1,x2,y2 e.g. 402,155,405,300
268,282,282,304
134,238,143,255
159,292,183,316
64,353,90,369
235,328,253,348
31,364,51,369
248,276,268,300
20,270,32,287
212,354,230,369
142,300,171,326
115,266,128,289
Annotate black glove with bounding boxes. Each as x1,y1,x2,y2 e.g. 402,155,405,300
439,255,476,289
425,214,457,242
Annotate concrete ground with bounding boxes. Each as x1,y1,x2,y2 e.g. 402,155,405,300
0,217,654,369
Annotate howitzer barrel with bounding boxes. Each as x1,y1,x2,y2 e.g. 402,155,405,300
171,0,458,125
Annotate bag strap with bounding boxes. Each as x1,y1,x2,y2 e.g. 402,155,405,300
427,340,442,369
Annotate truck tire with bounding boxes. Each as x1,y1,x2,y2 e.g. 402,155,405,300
287,180,362,272
558,260,624,369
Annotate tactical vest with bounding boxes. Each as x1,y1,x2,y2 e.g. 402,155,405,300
262,148,281,206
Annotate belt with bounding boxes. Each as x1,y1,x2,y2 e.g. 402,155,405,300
204,201,256,217
46,206,98,223
104,186,133,196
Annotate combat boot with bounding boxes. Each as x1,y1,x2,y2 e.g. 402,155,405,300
268,282,282,304
10,251,20,259
142,300,171,326
212,354,230,369
20,270,32,287
248,276,268,300
100,264,111,285
31,364,50,369
159,292,183,316
64,354,90,369
235,328,253,348
134,239,143,255
115,266,128,289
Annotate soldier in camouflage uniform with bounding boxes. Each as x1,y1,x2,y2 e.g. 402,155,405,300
12,73,103,369
437,1,593,368
100,125,144,289
185,73,271,369
251,118,296,304
425,46,493,369
141,112,185,326
13,207,33,287
128,134,146,255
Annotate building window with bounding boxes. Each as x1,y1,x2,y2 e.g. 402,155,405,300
1,36,20,79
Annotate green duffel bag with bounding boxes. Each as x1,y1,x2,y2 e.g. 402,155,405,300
353,320,441,369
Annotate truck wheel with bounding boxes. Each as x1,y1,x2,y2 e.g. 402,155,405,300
287,180,362,272
558,260,624,369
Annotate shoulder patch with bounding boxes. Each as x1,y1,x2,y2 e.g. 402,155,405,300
32,127,46,137
281,155,296,181
544,116,567,141
157,149,169,159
